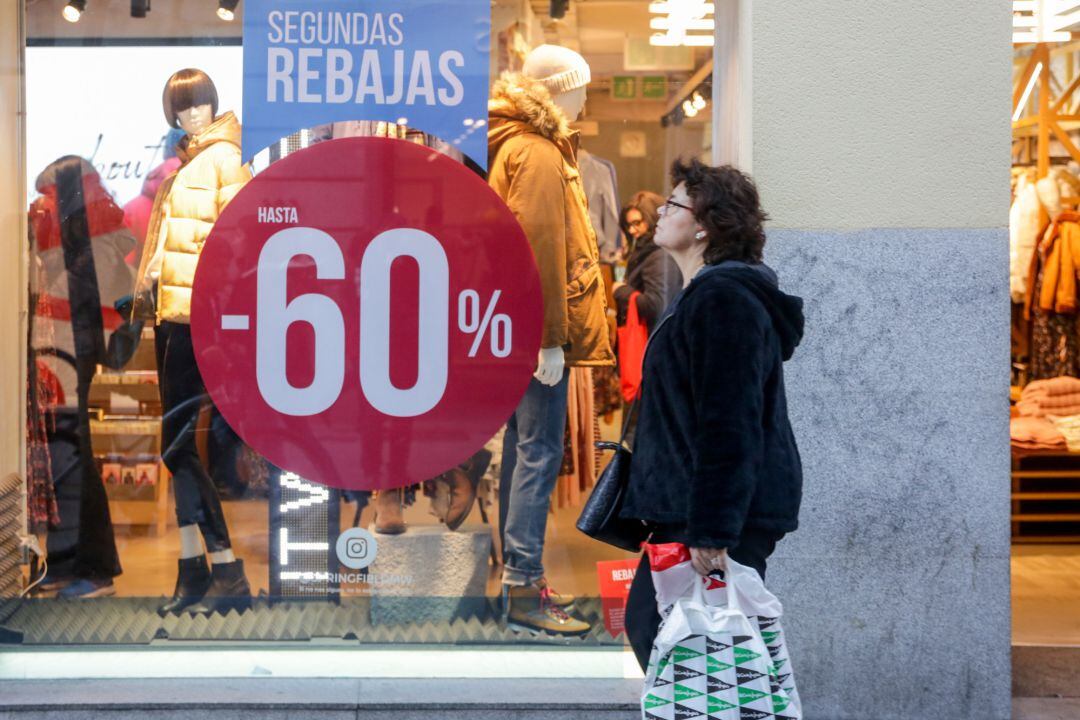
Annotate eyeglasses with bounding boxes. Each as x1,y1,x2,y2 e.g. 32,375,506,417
660,197,692,214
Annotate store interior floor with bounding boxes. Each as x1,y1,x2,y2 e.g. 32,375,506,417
1012,544,1080,645
104,414,631,601
106,484,634,601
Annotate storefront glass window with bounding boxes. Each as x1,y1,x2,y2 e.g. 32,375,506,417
5,0,717,650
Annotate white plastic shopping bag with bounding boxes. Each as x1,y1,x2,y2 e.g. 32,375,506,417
646,543,729,618
641,551,801,720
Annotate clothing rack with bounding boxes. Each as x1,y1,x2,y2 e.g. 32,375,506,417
1013,43,1080,177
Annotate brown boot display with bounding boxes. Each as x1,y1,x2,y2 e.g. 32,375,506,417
506,582,591,636
374,487,406,535
443,466,477,531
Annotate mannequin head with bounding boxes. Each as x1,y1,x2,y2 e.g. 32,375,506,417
523,44,591,122
163,68,219,135
553,86,587,122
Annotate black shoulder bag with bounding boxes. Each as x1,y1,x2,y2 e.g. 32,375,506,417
575,399,650,552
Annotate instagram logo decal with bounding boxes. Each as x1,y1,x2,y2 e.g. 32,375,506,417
336,527,378,570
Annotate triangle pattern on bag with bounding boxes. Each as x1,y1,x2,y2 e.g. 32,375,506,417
644,692,672,710
674,702,705,719
707,655,734,674
771,693,793,712
736,667,765,685
707,694,738,714
707,677,735,694
706,638,732,653
737,687,768,705
756,616,779,629
674,683,704,702
737,710,771,720
672,645,705,663
675,665,702,683
733,646,762,666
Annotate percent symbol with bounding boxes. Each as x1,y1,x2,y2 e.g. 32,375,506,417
458,289,512,358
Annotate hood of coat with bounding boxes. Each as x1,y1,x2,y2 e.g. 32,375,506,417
690,261,805,361
488,73,576,162
141,157,181,198
176,110,242,164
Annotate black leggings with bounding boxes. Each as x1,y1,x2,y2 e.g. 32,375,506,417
624,528,783,672
155,321,232,551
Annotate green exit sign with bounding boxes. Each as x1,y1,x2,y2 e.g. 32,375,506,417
641,75,668,99
612,75,638,100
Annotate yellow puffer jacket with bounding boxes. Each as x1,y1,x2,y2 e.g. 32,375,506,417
488,74,614,367
135,111,250,324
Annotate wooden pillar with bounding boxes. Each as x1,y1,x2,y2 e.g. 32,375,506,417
0,2,26,512
1038,43,1052,179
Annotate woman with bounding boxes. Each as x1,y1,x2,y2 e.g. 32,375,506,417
620,159,805,671
614,191,682,333
28,156,142,597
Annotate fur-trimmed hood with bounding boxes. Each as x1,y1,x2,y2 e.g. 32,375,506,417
488,73,573,160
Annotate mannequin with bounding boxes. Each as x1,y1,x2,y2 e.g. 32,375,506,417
488,45,614,635
133,68,252,615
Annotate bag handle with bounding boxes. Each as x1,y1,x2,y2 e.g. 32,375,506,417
691,566,744,616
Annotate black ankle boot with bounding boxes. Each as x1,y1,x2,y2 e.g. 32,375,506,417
159,556,211,616
185,559,252,615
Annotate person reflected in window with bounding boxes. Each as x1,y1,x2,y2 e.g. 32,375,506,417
28,156,144,598
618,159,805,671
614,191,683,334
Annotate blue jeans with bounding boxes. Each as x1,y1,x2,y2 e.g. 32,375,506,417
499,371,569,586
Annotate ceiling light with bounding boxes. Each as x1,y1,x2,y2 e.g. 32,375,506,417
692,92,707,110
682,99,698,118
651,17,714,31
217,0,240,22
131,0,149,18
650,33,714,47
62,0,86,22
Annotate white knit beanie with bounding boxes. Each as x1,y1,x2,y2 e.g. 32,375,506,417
522,44,591,94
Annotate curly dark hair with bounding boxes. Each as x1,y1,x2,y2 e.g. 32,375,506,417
670,158,768,264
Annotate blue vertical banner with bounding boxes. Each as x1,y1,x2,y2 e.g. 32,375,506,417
242,0,491,168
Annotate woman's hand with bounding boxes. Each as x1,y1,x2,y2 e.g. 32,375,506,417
689,546,728,576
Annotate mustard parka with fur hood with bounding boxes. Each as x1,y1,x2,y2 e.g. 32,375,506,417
134,111,250,324
488,74,614,367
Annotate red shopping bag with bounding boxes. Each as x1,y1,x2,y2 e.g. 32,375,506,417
618,291,648,403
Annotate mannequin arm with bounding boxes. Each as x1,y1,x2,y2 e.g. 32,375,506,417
505,142,569,349
214,144,254,216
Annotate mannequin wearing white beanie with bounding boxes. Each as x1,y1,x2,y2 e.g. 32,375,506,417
523,44,591,128
521,44,593,383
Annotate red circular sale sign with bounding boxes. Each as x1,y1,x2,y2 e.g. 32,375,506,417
191,138,542,491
